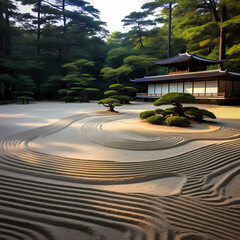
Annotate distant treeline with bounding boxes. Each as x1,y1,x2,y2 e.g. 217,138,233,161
0,0,239,102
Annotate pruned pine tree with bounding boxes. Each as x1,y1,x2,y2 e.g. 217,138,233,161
103,83,137,104
59,58,99,102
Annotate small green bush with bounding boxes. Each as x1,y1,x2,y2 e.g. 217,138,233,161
166,116,191,127
146,115,164,124
139,110,155,119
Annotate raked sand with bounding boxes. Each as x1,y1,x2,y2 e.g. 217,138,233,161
0,101,240,240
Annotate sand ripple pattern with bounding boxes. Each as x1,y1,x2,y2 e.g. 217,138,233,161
0,112,240,239
81,114,240,150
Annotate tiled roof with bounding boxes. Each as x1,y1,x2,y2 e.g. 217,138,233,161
130,69,240,83
152,53,225,67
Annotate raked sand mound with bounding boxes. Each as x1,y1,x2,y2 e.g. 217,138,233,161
0,102,240,240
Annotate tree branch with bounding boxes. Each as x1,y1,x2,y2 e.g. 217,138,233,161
203,0,220,23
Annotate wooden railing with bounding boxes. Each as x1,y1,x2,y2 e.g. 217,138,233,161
136,93,225,98
193,93,225,98
136,93,162,98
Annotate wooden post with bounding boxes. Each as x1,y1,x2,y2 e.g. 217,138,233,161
204,81,207,96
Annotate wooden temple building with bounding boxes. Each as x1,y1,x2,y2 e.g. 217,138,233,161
130,53,240,104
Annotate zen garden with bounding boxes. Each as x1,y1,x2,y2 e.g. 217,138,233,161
0,0,240,240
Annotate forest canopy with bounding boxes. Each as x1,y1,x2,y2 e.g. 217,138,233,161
0,0,239,102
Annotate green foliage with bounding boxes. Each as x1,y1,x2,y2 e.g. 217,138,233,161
105,47,134,68
2,0,240,102
122,10,156,52
73,97,82,102
123,55,157,67
104,90,118,96
123,86,138,94
184,107,216,121
166,116,191,127
154,93,196,106
139,110,155,119
59,58,99,102
12,74,36,102
110,95,133,104
100,65,132,84
109,84,125,90
162,109,175,117
103,83,137,104
84,88,99,92
146,115,164,124
154,108,165,115
154,93,196,117
17,96,34,104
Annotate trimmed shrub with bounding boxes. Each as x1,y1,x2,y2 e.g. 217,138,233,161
166,116,191,127
84,88,99,92
200,109,216,119
154,92,196,106
146,115,164,124
139,110,155,119
184,107,216,121
124,86,138,94
109,84,124,90
111,95,133,104
154,108,164,115
104,90,118,96
154,92,196,117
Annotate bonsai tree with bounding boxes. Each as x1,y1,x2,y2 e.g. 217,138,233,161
154,92,196,117
98,98,122,112
104,83,137,104
140,93,216,127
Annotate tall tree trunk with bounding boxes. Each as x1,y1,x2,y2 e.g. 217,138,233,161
5,10,11,55
37,0,41,55
36,0,41,100
62,0,67,34
219,5,226,69
174,102,185,117
0,7,11,56
168,2,172,58
204,1,226,69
